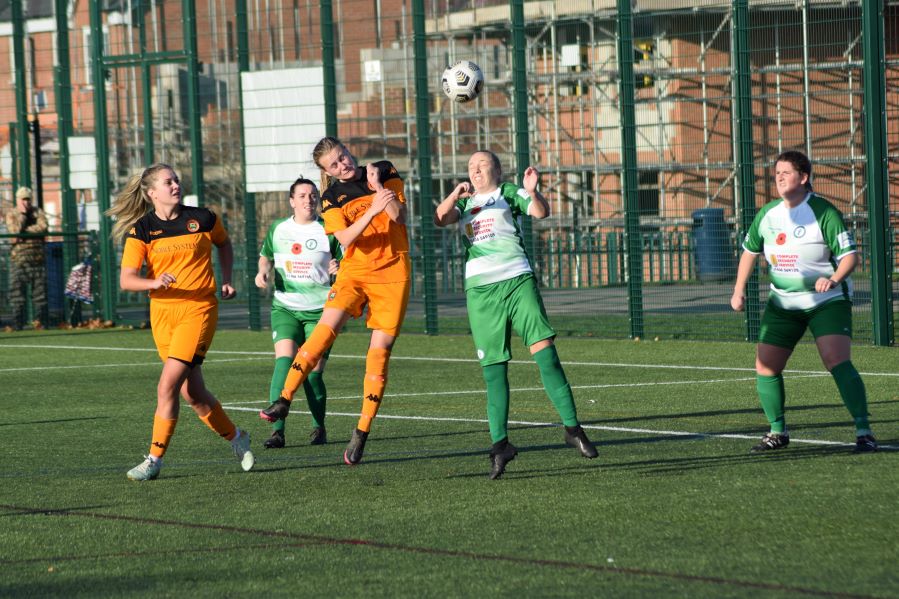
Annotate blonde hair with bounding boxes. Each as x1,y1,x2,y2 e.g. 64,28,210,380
312,136,349,194
106,163,173,240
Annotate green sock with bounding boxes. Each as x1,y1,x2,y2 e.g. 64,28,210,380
482,363,510,443
305,371,327,429
756,374,786,434
533,345,579,427
269,356,292,433
830,360,870,433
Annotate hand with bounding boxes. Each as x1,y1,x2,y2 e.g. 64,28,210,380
221,284,236,300
522,166,540,193
815,277,837,293
366,164,383,191
369,188,395,216
453,182,473,199
730,290,745,312
254,271,268,289
150,272,177,291
328,259,339,276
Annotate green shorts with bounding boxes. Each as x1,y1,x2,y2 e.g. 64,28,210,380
466,273,555,366
759,298,853,349
270,304,332,359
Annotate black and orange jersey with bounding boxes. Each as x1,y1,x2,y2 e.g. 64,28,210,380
320,160,410,283
121,206,228,303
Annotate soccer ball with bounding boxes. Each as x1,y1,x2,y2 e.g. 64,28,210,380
441,61,484,103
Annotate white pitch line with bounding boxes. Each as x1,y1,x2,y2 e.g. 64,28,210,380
223,374,837,407
3,342,898,377
223,405,896,450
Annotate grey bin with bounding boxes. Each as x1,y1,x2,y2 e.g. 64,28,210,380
691,208,735,281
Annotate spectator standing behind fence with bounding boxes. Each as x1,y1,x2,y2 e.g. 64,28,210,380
255,178,341,449
259,137,411,467
434,150,598,480
731,150,877,453
5,187,48,330
107,163,255,481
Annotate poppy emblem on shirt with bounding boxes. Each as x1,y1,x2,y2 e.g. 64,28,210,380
775,233,787,245
291,243,302,255
305,239,318,250
186,219,200,233
471,207,482,215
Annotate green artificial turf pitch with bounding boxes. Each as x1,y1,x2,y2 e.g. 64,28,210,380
1,329,897,598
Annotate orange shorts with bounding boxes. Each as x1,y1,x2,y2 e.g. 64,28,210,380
325,277,410,337
150,298,218,365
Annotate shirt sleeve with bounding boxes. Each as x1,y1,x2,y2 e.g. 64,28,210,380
821,205,856,259
209,212,229,246
328,234,343,261
742,212,764,254
322,205,350,235
120,236,147,270
259,223,275,259
502,183,531,218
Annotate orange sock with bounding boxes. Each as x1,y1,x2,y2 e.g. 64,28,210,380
281,324,337,401
199,402,237,440
149,415,178,459
357,348,390,433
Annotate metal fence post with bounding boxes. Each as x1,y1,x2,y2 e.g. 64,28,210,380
616,0,644,339
733,0,760,342
861,0,893,346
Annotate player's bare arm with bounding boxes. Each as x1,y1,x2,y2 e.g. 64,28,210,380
434,182,471,227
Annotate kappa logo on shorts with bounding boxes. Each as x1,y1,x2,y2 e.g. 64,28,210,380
186,219,200,233
291,243,302,255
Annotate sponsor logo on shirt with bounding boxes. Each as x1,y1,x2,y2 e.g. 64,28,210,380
186,219,200,233
150,230,163,236
837,231,853,249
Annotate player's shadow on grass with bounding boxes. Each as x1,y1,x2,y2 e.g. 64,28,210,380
0,416,110,427
593,399,899,426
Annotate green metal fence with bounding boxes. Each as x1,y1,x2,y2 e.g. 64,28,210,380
2,0,896,343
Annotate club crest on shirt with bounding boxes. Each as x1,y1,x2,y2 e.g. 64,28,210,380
305,239,318,250
793,226,806,238
291,243,302,255
186,219,200,233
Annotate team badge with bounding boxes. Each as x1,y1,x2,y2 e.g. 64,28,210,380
291,243,302,255
775,233,787,245
793,226,806,238
186,219,200,233
328,290,337,300
305,239,318,250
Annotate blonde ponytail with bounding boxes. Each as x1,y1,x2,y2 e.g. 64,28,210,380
106,163,173,240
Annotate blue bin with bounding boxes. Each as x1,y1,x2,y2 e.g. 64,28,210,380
692,208,734,281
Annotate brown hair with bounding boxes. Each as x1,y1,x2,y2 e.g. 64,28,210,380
105,163,174,240
775,150,813,191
